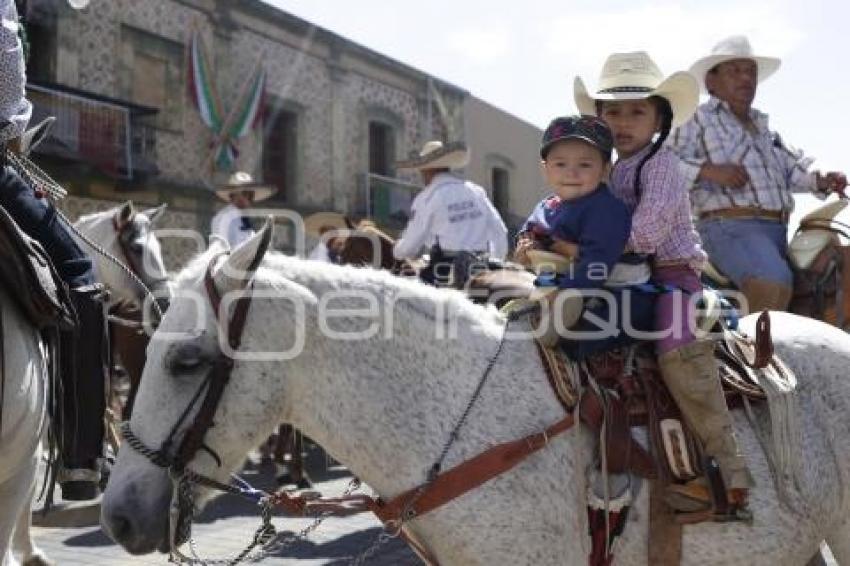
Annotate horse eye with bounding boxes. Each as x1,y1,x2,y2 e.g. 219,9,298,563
172,356,202,373
170,344,207,374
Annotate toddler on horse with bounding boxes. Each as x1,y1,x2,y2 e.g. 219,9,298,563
514,115,655,358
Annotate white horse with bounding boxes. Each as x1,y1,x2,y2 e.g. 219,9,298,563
102,225,850,565
72,200,172,311
0,288,51,566
2,201,171,566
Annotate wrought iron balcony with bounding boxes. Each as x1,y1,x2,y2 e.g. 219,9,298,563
25,81,159,180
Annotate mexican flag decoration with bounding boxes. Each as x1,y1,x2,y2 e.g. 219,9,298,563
187,30,266,171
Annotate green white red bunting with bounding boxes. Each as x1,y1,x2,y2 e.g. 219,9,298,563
187,31,265,171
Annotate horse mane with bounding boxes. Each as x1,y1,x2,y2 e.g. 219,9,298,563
175,247,503,330
73,206,120,246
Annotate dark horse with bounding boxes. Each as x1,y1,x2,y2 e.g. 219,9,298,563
333,217,534,306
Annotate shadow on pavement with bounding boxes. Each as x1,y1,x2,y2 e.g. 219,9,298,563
62,528,117,547
196,442,350,523
269,527,419,565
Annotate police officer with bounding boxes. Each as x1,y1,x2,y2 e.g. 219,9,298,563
393,141,508,288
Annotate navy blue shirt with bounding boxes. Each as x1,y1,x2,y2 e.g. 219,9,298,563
520,184,631,289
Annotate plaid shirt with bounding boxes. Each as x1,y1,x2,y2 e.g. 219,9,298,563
669,97,822,217
609,145,706,272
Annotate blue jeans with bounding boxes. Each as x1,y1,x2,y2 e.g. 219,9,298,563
0,164,94,287
560,286,657,360
697,218,792,288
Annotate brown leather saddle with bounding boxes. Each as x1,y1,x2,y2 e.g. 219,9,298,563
790,233,850,329
467,268,536,307
0,205,75,329
574,331,771,484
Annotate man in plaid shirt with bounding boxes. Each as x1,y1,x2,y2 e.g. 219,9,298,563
670,36,846,312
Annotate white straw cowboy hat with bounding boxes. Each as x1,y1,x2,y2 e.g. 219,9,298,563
574,51,699,128
395,140,470,171
689,35,781,93
213,171,276,202
303,211,353,238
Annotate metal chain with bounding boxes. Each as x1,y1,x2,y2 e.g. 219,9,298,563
349,527,402,566
169,478,363,566
163,299,525,565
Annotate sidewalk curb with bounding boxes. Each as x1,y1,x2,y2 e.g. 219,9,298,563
32,500,101,528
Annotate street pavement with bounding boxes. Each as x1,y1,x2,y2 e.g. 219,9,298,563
28,444,839,566
30,447,420,566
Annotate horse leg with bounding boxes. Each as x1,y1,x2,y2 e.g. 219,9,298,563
289,430,311,488
825,517,850,564
274,425,311,488
272,424,287,464
2,453,45,566
11,478,52,566
112,314,148,421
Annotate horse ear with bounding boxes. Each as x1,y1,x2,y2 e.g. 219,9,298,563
141,203,167,225
116,201,134,227
217,217,273,285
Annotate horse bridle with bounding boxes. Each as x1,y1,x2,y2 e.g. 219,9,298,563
121,252,253,480
113,211,156,286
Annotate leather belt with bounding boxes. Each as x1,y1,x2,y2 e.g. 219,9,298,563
699,207,789,223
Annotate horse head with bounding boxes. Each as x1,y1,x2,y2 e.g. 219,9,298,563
75,201,172,312
101,222,304,554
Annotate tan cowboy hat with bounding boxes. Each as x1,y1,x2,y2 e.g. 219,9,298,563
303,211,354,238
214,171,276,202
574,51,699,128
395,140,470,171
689,35,781,93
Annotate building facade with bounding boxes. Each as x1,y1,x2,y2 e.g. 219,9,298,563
22,0,537,266
464,96,543,235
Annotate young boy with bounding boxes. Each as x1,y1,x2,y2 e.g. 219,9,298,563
515,115,632,344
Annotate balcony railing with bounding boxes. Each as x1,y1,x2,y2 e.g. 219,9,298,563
353,172,422,232
25,82,158,180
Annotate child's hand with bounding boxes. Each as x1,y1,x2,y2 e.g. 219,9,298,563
513,235,540,266
550,238,579,259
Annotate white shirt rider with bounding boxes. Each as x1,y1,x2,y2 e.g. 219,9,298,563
393,171,508,260
211,191,255,247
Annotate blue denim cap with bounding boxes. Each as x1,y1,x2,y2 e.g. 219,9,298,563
541,115,613,160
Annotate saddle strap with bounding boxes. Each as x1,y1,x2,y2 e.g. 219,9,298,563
368,414,575,524
753,311,773,369
579,387,656,478
648,480,683,566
